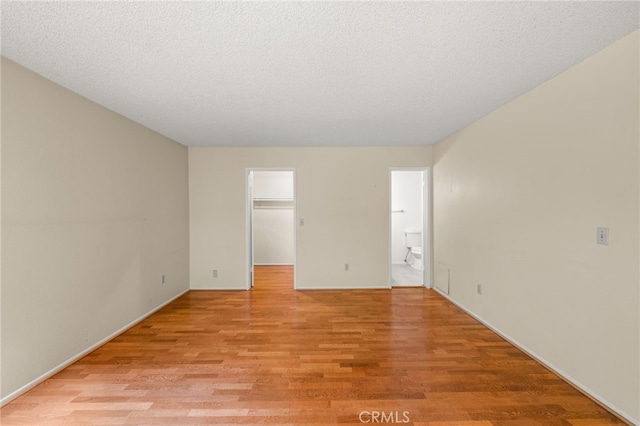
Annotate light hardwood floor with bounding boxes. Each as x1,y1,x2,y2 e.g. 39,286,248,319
1,266,625,425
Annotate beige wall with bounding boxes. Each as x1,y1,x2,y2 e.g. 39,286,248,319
433,31,639,422
1,58,190,401
189,147,432,289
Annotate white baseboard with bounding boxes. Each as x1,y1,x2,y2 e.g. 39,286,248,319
0,288,190,407
190,286,247,291
432,288,637,426
296,285,391,290
191,284,391,291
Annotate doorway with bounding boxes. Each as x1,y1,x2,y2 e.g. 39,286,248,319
390,169,430,287
247,169,295,289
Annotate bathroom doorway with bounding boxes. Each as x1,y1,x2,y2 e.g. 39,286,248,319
390,169,429,287
247,169,296,289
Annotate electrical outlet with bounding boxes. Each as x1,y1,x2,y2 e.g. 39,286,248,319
161,274,166,284
213,269,218,278
344,263,349,271
477,283,482,295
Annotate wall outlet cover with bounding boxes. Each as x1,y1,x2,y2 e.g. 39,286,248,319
596,227,609,245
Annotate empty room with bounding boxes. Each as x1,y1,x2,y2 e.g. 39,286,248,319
1,2,638,425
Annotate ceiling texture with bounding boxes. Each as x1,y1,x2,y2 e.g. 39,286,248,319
1,1,639,148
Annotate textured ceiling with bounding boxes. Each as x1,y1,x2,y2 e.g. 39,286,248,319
1,1,638,147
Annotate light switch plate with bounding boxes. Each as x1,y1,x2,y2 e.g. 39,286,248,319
597,227,609,245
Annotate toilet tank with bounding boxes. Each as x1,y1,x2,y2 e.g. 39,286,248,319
405,231,422,248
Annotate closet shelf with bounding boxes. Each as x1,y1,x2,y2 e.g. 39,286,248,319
252,198,294,209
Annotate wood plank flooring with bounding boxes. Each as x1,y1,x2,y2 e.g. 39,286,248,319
1,266,625,425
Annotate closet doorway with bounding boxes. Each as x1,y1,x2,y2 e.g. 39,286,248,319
247,169,295,289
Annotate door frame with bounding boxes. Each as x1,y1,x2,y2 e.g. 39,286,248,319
246,168,297,290
389,167,431,288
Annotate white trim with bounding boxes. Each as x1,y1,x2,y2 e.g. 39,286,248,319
0,289,190,407
190,287,245,291
292,169,297,290
432,288,637,426
246,169,253,290
424,168,433,289
254,263,295,266
297,286,391,291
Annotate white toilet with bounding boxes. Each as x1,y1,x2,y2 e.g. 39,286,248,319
404,231,423,270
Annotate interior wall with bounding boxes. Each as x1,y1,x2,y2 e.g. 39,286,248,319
189,146,432,289
252,171,294,265
391,171,423,264
1,58,190,401
433,31,639,422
